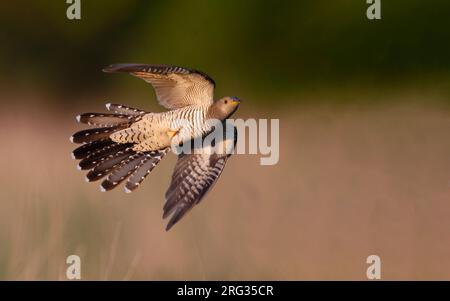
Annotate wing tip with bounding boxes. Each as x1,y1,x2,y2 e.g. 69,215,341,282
165,211,182,231
102,65,116,73
102,64,140,73
165,222,174,231
162,205,179,231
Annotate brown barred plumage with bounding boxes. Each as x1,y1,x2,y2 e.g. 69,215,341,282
103,64,215,109
105,103,146,116
163,122,236,230
163,154,229,231
101,153,149,191
77,113,136,127
85,148,135,182
124,149,169,192
70,126,126,144
72,139,115,160
78,142,133,170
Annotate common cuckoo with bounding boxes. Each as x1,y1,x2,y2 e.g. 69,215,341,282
70,64,240,230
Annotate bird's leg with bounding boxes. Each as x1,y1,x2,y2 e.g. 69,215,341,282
167,129,179,138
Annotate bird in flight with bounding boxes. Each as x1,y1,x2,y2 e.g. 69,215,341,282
70,64,240,230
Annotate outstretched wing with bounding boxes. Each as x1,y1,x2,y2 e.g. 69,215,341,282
103,64,215,109
163,124,237,231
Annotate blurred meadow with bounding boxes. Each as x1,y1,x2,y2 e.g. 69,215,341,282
0,0,450,280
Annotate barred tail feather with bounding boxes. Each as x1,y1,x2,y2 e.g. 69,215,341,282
125,148,170,192
100,153,146,191
85,148,135,182
72,139,115,160
78,143,133,170
72,103,165,191
70,126,126,144
77,113,136,127
106,103,146,116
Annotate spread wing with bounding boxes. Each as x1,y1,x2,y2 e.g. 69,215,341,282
103,64,215,109
163,124,237,231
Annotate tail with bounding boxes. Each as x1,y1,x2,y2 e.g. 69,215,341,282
70,103,169,192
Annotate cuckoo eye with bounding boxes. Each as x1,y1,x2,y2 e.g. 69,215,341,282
224,100,228,104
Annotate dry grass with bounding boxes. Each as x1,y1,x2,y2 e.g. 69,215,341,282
0,96,449,280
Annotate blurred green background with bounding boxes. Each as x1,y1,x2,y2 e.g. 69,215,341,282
2,0,450,106
0,1,450,280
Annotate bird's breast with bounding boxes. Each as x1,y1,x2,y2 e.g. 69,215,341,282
168,105,212,141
